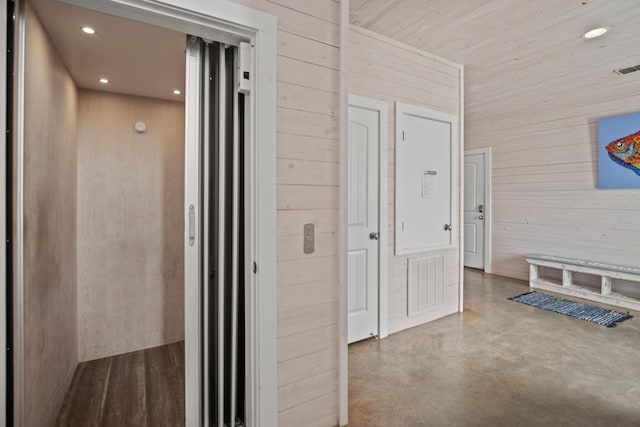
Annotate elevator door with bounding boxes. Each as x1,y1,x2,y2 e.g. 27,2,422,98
184,36,246,427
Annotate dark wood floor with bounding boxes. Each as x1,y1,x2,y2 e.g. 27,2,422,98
56,341,185,427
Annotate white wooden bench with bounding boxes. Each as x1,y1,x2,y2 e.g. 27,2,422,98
525,254,640,312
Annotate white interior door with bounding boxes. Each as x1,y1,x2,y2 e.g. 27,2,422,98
347,105,380,344
463,152,485,269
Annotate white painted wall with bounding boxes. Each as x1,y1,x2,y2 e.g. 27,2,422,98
348,26,462,334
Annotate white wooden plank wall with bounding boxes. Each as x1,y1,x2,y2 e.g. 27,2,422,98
348,0,640,283
348,26,461,334
467,100,640,280
460,37,640,280
229,1,341,425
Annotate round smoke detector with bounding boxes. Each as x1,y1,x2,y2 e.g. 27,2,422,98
134,121,148,133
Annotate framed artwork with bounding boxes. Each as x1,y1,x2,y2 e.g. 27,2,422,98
598,112,640,189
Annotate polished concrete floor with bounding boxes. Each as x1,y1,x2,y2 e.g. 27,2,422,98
349,269,640,426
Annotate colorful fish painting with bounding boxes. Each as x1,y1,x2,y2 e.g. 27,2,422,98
605,129,640,176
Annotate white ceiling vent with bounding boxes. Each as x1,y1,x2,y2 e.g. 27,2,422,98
614,65,640,75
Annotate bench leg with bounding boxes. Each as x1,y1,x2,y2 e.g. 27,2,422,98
601,276,612,295
562,270,572,287
529,264,538,286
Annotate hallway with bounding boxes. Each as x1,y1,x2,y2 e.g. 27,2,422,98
349,269,640,426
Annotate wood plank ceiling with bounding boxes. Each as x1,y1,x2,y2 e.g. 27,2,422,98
350,0,640,114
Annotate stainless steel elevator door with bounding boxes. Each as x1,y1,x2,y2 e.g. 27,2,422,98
185,37,246,427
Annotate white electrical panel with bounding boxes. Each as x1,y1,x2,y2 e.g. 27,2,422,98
395,102,458,255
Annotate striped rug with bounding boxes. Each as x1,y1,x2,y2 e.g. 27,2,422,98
509,291,633,328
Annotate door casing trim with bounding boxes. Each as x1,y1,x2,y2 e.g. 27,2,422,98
464,147,492,273
0,0,8,425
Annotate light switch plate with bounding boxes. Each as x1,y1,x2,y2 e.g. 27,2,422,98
303,223,314,254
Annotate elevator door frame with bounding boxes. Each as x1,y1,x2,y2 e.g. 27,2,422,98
0,1,7,425
11,1,278,426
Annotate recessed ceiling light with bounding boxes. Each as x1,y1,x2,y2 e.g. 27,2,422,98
81,26,96,35
98,78,109,84
582,26,610,39
172,89,181,95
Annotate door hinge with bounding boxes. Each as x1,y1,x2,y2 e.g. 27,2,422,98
401,221,405,232
253,262,258,274
402,130,405,141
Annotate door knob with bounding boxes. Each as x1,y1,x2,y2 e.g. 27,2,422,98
369,232,380,240
479,215,484,220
